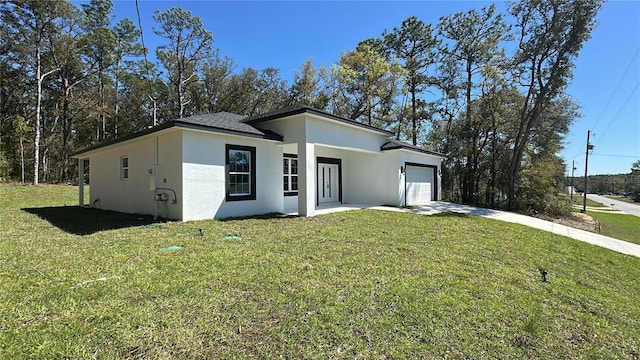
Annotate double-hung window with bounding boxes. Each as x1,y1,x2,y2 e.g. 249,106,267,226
226,144,256,201
283,155,298,196
120,156,129,180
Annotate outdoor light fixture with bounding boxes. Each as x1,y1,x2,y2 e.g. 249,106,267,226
400,166,405,174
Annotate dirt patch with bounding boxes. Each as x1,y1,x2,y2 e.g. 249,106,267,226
535,212,598,232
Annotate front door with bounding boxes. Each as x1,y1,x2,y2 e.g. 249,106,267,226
318,163,339,204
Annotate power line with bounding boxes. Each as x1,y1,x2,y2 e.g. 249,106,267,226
591,153,640,159
593,80,640,146
566,152,583,161
591,46,639,132
135,0,152,80
135,0,158,125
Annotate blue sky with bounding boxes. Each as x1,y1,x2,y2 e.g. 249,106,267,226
103,0,639,176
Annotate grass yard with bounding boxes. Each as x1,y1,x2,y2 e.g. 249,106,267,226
1,185,639,359
588,211,640,245
571,196,606,208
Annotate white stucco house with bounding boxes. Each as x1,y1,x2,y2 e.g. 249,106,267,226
72,106,445,221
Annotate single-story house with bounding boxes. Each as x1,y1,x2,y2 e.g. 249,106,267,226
72,105,445,221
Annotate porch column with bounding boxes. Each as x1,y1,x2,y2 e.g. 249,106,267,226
298,142,315,216
78,158,85,207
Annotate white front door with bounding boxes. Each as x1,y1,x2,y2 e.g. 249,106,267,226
318,163,339,204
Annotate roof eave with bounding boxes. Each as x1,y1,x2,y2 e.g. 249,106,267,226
244,106,395,137
72,121,283,158
381,142,446,158
72,122,175,158
174,121,283,141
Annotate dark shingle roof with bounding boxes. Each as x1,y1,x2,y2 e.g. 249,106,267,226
73,109,443,159
176,112,282,140
381,138,445,157
72,112,282,157
242,105,395,136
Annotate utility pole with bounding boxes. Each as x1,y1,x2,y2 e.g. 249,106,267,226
570,160,576,203
582,130,594,213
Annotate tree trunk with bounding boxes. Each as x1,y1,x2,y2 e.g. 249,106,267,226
99,62,105,140
114,61,120,136
178,68,184,119
462,58,473,204
489,112,497,208
411,84,417,146
34,47,42,185
20,135,25,184
42,146,48,183
59,74,73,182
508,100,544,210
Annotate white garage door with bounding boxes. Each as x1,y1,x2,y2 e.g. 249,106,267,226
406,165,434,205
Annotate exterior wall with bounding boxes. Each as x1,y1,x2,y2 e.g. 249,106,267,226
304,115,386,153
83,113,443,220
258,114,396,212
343,151,397,206
87,130,183,219
321,149,442,207
292,146,442,208
393,150,443,205
257,114,443,209
181,130,283,221
155,132,183,219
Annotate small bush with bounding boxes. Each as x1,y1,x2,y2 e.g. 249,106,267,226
523,193,572,217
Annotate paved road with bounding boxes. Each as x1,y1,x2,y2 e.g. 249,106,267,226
586,194,640,217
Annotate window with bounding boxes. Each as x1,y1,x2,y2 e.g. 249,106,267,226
120,156,129,180
226,144,256,201
283,154,298,196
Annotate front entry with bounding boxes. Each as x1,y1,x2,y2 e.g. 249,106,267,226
317,163,339,204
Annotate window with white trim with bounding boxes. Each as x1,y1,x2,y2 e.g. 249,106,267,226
226,144,256,201
120,156,129,180
283,155,298,195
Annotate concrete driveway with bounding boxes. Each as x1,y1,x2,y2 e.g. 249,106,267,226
585,194,640,217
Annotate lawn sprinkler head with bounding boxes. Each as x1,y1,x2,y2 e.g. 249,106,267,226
538,269,549,283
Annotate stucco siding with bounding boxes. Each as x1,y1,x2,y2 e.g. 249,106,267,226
342,150,442,207
78,109,444,220
254,115,307,144
86,131,183,219
88,138,155,216
155,132,183,219
394,150,443,204
341,151,398,206
305,116,386,153
181,130,283,221
254,114,389,154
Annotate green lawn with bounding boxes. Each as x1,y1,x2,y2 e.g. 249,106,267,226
1,185,639,359
588,211,640,245
572,196,606,208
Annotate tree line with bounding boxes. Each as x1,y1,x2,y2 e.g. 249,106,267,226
571,161,640,202
0,0,604,214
